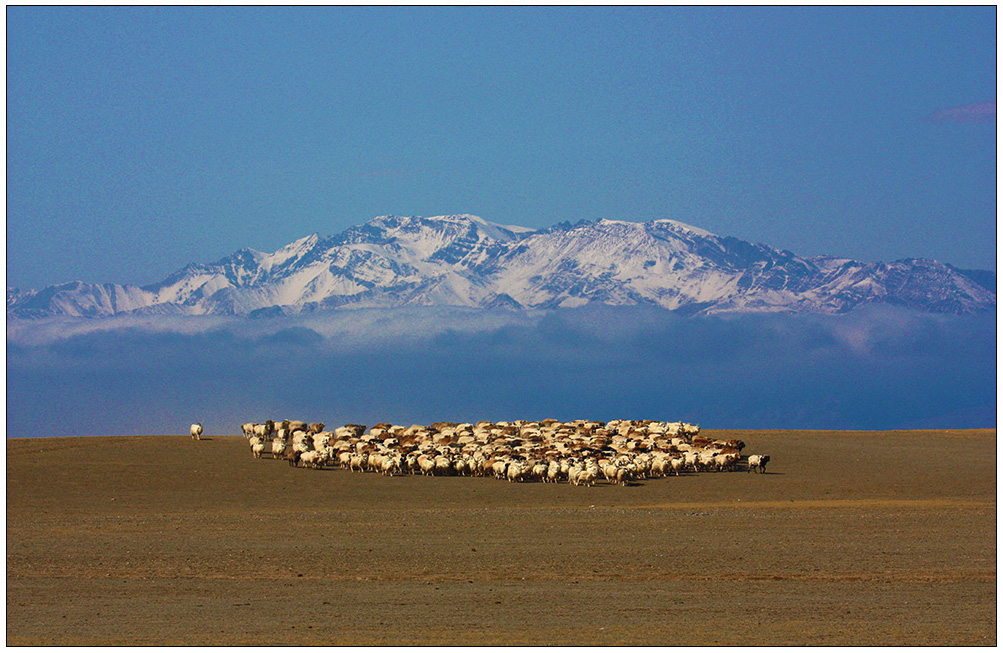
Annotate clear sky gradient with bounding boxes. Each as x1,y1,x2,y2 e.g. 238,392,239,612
7,6,997,290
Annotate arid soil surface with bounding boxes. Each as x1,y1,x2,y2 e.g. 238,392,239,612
7,429,996,645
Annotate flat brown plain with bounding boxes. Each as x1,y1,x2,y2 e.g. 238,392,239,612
7,429,996,645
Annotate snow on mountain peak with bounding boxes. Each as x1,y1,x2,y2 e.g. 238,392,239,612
653,219,717,238
6,214,995,319
370,214,534,242
267,233,319,265
456,214,537,241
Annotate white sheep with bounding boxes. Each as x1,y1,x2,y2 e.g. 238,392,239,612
452,457,470,476
248,436,265,459
747,454,771,474
530,461,548,481
418,454,436,476
348,452,367,472
190,423,203,440
299,450,323,469
381,454,402,476
697,450,717,471
243,416,768,490
367,453,386,473
615,465,634,487
312,432,332,452
491,459,508,479
506,461,525,482
546,460,561,483
434,455,452,476
291,431,313,454
683,451,700,471
251,421,273,438
714,452,740,472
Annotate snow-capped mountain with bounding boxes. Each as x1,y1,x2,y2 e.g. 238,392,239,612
6,214,996,318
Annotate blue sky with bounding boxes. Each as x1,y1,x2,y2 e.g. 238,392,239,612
7,6,997,290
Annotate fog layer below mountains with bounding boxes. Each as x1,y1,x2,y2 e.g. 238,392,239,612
7,305,994,436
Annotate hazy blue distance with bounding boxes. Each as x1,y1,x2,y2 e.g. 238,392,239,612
7,306,995,436
7,6,997,291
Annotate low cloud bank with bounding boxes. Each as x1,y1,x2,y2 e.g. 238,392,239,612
7,305,995,436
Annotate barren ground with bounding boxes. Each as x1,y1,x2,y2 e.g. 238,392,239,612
6,429,996,645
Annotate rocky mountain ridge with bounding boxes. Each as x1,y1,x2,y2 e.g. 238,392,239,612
7,214,995,318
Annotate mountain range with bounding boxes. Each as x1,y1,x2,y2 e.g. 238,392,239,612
6,214,996,318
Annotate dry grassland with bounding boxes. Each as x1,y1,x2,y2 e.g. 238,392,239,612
6,429,996,645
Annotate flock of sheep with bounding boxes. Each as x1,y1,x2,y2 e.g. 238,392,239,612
231,418,771,486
